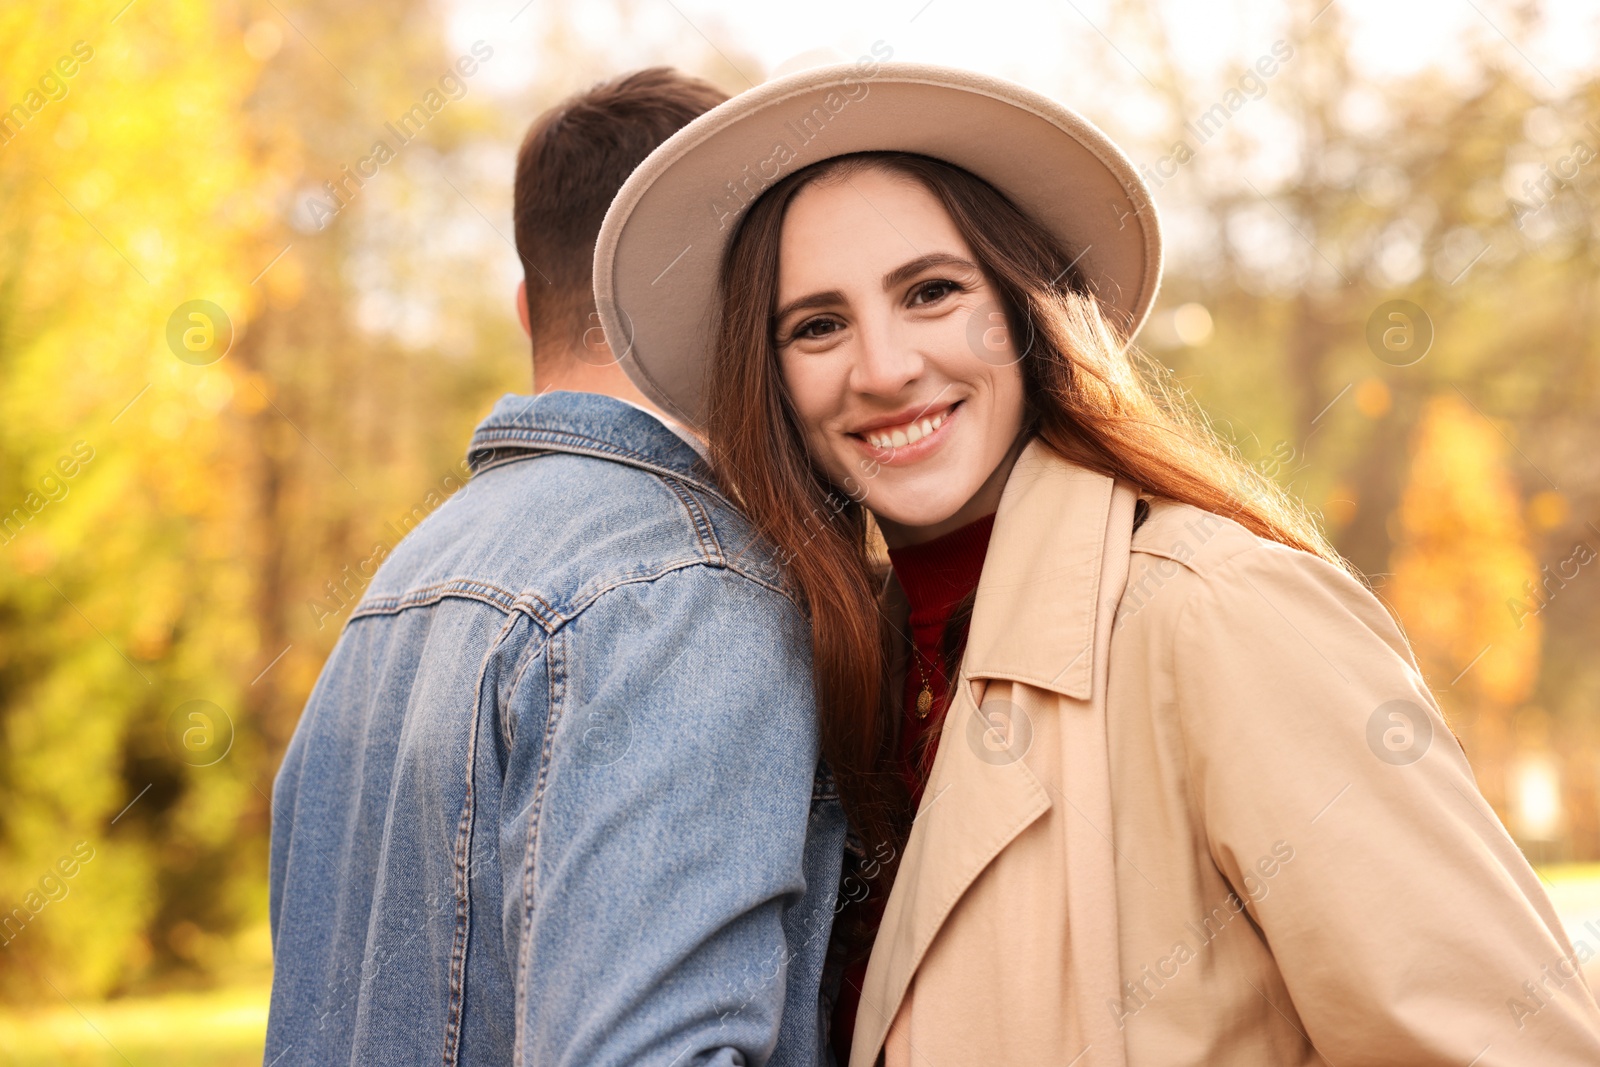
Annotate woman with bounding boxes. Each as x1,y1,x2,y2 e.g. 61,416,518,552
594,64,1600,1066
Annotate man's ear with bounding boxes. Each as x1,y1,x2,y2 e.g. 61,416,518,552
515,279,531,339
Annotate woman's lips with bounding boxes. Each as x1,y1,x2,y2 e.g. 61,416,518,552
851,401,961,465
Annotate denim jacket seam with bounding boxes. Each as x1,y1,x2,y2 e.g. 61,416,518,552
350,578,526,620
561,558,719,619
441,610,521,1064
346,562,789,640
502,621,545,754
356,559,796,619
513,625,565,1067
468,452,547,481
520,593,564,634
712,531,798,605
659,476,725,565
347,581,564,637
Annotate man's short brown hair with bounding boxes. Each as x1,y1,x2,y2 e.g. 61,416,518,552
513,67,727,359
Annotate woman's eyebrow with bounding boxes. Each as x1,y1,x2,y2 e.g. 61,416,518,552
774,289,846,325
772,253,979,325
882,252,979,290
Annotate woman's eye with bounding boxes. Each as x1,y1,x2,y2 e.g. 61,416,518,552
910,280,960,306
791,317,840,341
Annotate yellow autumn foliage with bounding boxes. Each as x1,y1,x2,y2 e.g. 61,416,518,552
1389,393,1541,709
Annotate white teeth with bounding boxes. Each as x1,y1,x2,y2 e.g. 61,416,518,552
864,408,950,450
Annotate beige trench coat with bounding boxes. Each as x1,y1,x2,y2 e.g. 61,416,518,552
849,439,1600,1067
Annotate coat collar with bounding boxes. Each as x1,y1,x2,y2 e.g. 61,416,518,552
960,437,1118,700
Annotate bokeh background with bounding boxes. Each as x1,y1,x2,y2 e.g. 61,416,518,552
4,0,1600,1060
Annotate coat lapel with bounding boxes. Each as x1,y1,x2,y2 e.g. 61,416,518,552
850,676,1052,1063
851,441,1138,1067
960,439,1118,700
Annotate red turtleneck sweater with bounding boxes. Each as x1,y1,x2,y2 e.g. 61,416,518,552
830,512,996,1065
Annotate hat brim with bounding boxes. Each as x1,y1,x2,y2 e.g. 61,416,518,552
594,61,1163,428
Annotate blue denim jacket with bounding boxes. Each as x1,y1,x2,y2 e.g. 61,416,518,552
267,391,847,1066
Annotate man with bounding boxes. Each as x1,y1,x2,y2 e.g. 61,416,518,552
266,68,847,1067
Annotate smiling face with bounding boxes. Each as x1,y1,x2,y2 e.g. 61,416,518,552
773,166,1028,547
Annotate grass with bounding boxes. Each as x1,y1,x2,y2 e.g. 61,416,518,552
5,864,1600,1063
0,981,269,1066
1542,862,1600,940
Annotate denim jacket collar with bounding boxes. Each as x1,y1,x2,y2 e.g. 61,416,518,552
467,390,718,496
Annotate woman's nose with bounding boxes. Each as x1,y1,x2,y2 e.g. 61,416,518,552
848,314,921,397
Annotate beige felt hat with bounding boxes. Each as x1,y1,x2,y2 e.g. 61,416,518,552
593,61,1163,428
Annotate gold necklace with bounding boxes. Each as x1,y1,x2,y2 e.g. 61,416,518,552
911,645,934,719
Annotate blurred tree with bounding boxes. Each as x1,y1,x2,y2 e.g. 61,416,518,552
1111,0,1600,851
1388,393,1541,815
0,0,521,1002
0,0,271,999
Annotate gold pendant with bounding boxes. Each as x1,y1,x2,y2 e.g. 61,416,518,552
915,684,933,718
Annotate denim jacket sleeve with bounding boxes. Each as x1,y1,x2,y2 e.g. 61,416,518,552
502,562,822,1067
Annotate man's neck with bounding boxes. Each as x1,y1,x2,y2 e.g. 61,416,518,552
533,353,655,409
532,352,702,445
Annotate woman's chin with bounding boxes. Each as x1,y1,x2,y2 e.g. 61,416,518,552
867,496,974,540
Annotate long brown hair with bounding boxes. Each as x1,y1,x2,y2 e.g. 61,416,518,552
704,151,1343,954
